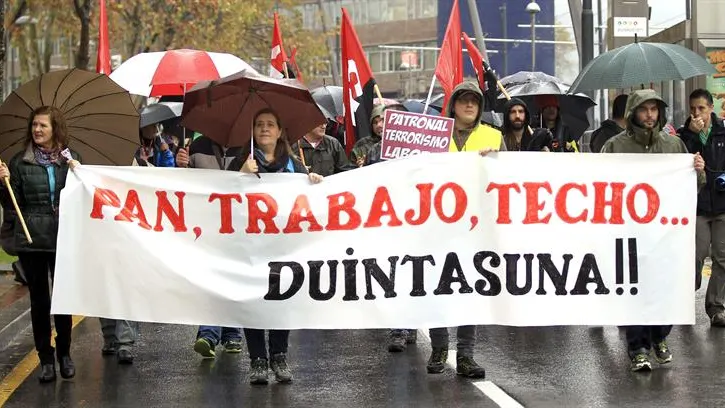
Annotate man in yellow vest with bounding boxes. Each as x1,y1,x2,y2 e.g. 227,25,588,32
426,81,502,379
446,81,506,153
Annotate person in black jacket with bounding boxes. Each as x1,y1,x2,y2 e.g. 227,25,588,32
0,106,81,383
678,89,725,326
233,108,323,385
590,94,628,153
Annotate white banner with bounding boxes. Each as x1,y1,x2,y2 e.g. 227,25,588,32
52,152,697,329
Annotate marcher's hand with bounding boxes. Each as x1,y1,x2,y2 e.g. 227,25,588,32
356,156,365,167
308,173,324,184
176,148,189,168
241,158,258,174
689,114,705,133
0,163,9,179
478,148,499,156
694,152,705,173
541,146,550,152
160,142,169,152
68,160,81,170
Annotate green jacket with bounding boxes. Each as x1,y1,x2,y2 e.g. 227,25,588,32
350,104,386,163
601,89,705,186
1,145,80,253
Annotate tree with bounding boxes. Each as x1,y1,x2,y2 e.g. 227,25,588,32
73,0,92,70
554,20,579,85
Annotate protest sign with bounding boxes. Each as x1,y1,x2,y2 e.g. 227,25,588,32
380,110,453,160
52,153,697,329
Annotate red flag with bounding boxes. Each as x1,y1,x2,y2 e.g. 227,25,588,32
340,8,377,154
270,12,289,78
435,0,463,111
96,0,111,75
462,32,485,91
289,47,304,84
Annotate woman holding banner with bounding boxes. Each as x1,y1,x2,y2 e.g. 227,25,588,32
0,106,81,383
232,107,323,384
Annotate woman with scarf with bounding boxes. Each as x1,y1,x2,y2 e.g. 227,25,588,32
0,106,80,383
231,107,323,385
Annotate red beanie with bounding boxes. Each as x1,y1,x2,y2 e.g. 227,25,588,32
535,95,559,108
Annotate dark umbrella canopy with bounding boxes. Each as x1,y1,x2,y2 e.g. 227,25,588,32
311,85,343,121
496,81,596,139
140,102,183,128
181,69,326,148
500,71,560,88
0,68,139,165
403,99,441,115
570,42,717,93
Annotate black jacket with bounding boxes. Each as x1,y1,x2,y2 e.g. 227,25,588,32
292,135,355,176
678,113,725,216
0,146,80,253
590,119,625,153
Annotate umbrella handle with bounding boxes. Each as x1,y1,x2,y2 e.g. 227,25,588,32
0,163,32,244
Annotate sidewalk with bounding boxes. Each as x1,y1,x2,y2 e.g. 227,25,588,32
0,271,31,381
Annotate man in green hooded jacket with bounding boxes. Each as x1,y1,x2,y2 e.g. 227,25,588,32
602,89,706,372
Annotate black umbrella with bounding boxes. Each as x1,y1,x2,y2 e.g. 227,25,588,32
496,81,596,139
402,100,441,115
310,85,343,121
140,102,183,128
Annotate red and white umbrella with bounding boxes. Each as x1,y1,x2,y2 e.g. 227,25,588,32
109,49,256,97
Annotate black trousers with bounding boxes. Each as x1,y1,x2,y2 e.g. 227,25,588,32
243,329,289,360
626,325,672,355
19,252,72,364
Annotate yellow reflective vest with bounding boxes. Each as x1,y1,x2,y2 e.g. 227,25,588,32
449,123,503,152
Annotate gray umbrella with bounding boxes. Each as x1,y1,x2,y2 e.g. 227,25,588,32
499,71,560,88
140,102,183,128
569,41,717,93
310,85,344,121
496,81,596,139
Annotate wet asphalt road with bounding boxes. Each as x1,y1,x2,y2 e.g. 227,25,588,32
4,280,725,408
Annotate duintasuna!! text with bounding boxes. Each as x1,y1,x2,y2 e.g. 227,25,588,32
264,247,628,301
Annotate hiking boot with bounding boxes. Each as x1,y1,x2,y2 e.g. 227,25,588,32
630,353,652,372
426,348,448,374
388,333,406,352
223,340,243,353
653,341,672,364
117,348,134,364
456,356,486,378
249,358,269,385
193,338,215,359
406,330,418,344
270,353,293,383
711,312,725,327
102,341,117,355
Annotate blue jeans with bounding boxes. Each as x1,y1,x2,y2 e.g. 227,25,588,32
196,326,242,346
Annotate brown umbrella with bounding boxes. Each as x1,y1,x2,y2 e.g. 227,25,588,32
181,69,326,148
0,68,140,165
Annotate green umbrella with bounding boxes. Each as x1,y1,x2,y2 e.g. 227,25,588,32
569,41,717,93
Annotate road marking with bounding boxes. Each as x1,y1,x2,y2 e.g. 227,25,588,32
0,315,84,406
417,329,524,408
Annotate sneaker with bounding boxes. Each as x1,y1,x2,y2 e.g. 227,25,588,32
653,341,672,364
117,348,134,364
456,356,486,378
711,312,725,327
406,330,418,345
630,353,652,372
270,353,293,383
426,347,448,374
223,340,243,353
388,333,406,352
193,338,215,359
249,358,269,385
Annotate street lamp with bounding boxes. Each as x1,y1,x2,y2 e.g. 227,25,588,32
526,0,540,71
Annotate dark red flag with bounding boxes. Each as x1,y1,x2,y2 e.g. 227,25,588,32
340,8,376,154
462,32,485,91
96,0,111,75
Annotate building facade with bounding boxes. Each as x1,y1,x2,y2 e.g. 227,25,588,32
300,0,556,98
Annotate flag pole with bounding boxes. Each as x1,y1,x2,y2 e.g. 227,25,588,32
0,160,32,243
423,76,437,113
373,84,384,102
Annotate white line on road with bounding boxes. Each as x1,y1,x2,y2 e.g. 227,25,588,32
417,329,525,408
